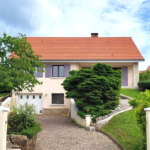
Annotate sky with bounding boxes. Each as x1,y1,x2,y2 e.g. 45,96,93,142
0,0,150,71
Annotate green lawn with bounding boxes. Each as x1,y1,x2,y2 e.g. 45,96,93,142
121,88,141,99
0,93,9,98
101,88,144,150
101,109,144,150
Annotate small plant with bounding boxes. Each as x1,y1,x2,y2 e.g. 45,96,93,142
128,98,138,108
79,125,84,128
20,123,42,138
71,119,77,124
10,99,17,114
8,102,42,138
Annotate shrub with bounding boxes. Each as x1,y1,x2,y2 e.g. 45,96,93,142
129,90,150,149
20,123,41,138
62,63,121,122
8,102,41,137
138,80,150,91
128,98,138,108
139,70,150,81
17,102,37,129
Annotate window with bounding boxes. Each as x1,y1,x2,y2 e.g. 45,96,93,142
39,95,41,99
113,67,121,71
27,95,29,99
33,95,35,99
20,95,22,99
52,65,64,77
52,94,64,104
82,67,91,69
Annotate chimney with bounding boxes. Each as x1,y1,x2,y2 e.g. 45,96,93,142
91,33,98,37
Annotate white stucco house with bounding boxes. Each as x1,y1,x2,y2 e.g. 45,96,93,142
15,33,144,114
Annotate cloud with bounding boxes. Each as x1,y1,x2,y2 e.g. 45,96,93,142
0,0,150,70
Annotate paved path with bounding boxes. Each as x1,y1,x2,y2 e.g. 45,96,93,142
35,115,121,150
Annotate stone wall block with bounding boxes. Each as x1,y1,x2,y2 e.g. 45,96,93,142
9,134,37,150
42,108,69,115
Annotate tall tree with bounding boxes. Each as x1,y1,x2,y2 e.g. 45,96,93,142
0,33,44,92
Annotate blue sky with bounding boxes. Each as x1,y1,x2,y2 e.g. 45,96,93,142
0,0,150,70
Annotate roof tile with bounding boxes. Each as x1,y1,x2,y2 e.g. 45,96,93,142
26,37,144,60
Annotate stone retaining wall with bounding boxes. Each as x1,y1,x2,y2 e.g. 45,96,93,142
7,134,37,150
42,108,69,115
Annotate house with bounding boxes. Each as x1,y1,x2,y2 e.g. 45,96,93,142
139,66,150,74
16,33,144,114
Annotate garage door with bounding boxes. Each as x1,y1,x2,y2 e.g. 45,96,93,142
18,94,42,114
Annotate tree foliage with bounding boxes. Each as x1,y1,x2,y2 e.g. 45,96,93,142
139,70,150,81
0,33,44,92
62,63,122,121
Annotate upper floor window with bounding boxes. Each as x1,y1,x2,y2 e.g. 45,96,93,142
52,65,64,77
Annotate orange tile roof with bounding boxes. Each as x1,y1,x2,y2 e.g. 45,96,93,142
139,71,146,74
147,66,150,70
139,66,150,74
26,37,144,60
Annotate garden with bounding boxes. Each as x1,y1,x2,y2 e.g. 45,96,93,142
102,70,150,150
62,64,150,150
7,102,41,138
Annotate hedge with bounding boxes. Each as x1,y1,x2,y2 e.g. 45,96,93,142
138,80,150,91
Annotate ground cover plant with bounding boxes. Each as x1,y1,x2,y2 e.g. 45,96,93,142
8,102,41,138
101,109,144,150
62,63,122,122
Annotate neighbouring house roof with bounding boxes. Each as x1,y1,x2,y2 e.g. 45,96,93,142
139,66,150,74
26,36,144,61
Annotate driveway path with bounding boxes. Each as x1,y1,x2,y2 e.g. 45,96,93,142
35,115,121,150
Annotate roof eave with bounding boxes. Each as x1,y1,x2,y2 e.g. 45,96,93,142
42,59,145,63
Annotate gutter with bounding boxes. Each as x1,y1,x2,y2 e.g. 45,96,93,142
42,59,145,63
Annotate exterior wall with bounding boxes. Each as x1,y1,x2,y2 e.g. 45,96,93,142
128,65,133,86
133,63,139,86
79,63,134,87
17,63,79,112
70,100,86,126
17,62,138,110
0,109,8,150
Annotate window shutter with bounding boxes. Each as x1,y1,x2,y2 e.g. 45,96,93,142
34,68,37,77
121,67,128,86
64,64,70,77
45,64,52,78
37,67,43,78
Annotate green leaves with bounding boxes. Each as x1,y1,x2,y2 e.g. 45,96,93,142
61,63,121,120
0,33,45,92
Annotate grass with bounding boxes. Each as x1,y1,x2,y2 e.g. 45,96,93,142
101,109,144,150
0,93,9,98
121,88,141,99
